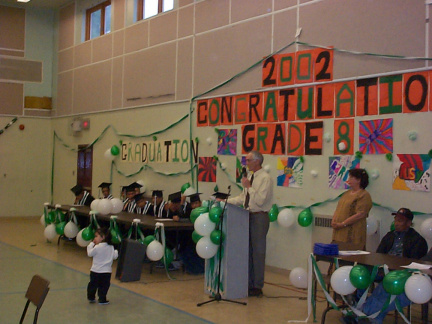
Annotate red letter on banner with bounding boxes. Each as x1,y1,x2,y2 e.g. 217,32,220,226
334,119,354,155
197,100,208,127
379,75,402,114
287,122,305,156
220,96,233,125
403,72,429,113
335,81,355,118
278,89,296,121
242,124,256,154
248,93,263,123
295,50,313,84
314,47,333,82
356,78,378,116
262,55,278,87
208,98,221,126
234,95,248,124
305,121,323,155
263,91,279,122
315,84,334,119
279,53,295,86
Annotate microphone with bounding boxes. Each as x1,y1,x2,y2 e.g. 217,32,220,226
242,167,247,178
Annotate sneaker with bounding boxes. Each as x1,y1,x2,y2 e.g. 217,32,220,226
88,299,96,304
98,300,110,305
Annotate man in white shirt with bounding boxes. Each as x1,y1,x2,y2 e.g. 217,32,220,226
227,150,273,297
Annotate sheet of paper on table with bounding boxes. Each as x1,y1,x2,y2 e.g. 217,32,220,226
401,262,432,270
338,250,371,256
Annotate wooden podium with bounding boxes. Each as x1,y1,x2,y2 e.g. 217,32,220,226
204,203,249,299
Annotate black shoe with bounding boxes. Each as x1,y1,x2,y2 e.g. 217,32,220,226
248,288,263,297
88,299,96,304
98,300,110,305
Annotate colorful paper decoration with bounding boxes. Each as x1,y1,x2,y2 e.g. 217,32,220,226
329,156,360,189
359,118,393,154
198,157,217,182
392,154,431,192
277,157,303,188
217,129,237,155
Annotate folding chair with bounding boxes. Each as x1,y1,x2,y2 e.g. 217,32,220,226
19,274,50,324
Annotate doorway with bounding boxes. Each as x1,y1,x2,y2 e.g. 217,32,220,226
77,145,93,193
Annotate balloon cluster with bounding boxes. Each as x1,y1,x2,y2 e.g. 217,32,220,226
330,266,432,305
90,198,124,215
191,205,222,259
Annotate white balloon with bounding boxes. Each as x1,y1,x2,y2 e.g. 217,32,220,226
64,221,79,238
111,198,124,214
98,199,112,215
194,212,216,236
420,218,432,240
40,214,46,227
76,229,91,247
289,267,308,289
146,240,164,261
331,266,356,295
183,187,196,197
44,224,57,241
405,273,432,304
338,142,347,151
196,236,219,259
366,218,379,235
104,148,115,161
277,209,296,228
90,199,101,212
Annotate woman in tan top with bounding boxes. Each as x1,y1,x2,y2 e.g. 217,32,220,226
331,168,373,250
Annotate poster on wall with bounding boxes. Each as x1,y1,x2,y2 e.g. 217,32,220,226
392,154,431,192
217,129,237,155
359,118,393,154
198,157,217,182
328,156,360,189
276,157,303,188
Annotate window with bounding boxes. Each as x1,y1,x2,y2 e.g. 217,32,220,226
85,1,111,41
137,0,174,21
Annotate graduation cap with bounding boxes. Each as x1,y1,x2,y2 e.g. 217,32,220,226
187,192,202,203
129,182,143,189
98,182,112,189
125,185,136,193
213,192,230,200
168,191,182,203
152,190,164,198
70,184,83,196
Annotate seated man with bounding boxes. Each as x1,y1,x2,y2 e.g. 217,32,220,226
181,192,202,219
71,184,94,206
98,182,113,199
359,208,428,324
166,191,183,221
148,190,168,218
122,185,137,213
134,193,152,215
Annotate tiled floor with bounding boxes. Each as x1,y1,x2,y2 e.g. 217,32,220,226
0,217,429,323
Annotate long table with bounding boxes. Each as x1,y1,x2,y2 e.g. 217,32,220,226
315,252,432,324
51,204,194,231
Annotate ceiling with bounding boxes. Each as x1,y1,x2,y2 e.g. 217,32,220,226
0,0,72,9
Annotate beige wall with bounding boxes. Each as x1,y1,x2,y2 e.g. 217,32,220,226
2,0,432,270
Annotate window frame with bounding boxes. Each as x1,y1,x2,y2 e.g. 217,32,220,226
137,0,172,21
85,0,111,41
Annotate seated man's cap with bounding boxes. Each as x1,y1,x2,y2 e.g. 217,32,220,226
70,184,83,196
134,194,145,203
129,182,143,189
98,182,112,189
187,192,202,203
168,191,182,203
212,192,230,200
125,185,136,193
392,208,414,221
152,190,164,198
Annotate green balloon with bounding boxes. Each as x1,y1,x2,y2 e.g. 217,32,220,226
143,235,155,246
349,265,371,289
192,231,203,244
82,227,95,241
210,230,222,245
55,221,66,235
269,204,279,222
298,208,313,227
383,270,410,295
46,211,56,224
390,221,395,231
110,229,121,244
111,145,120,156
138,238,145,245
181,182,191,194
209,206,222,223
190,206,209,223
164,248,174,266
